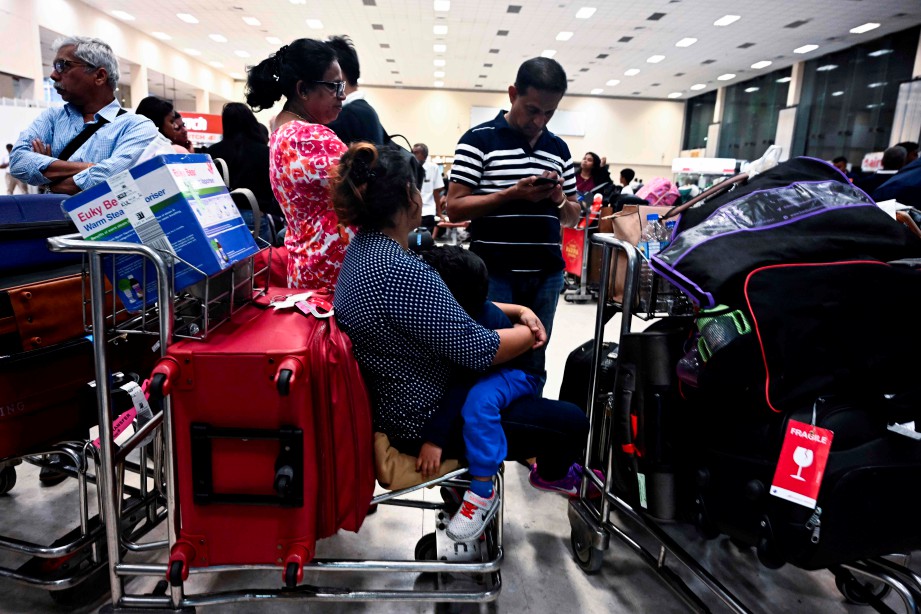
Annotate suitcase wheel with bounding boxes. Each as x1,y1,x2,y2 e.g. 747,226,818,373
168,560,184,587
277,369,293,396
285,562,299,588
0,466,17,495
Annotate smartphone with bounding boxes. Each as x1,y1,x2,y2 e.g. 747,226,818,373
533,176,560,186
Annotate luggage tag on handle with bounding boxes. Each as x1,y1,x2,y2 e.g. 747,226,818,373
769,402,834,509
91,380,155,449
270,292,314,310
296,295,334,319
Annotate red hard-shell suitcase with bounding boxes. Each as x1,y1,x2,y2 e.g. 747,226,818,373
151,290,374,587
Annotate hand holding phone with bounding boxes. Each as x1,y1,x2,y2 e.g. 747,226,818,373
533,176,560,186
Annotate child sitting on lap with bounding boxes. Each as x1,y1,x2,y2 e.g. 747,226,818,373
419,246,601,542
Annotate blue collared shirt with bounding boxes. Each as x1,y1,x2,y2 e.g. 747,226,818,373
10,98,159,191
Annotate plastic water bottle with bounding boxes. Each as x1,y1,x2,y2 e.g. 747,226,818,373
638,214,661,311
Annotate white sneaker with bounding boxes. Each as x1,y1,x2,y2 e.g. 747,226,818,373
445,489,499,542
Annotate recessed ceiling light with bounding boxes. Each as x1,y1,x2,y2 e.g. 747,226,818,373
624,68,640,76
434,81,444,87
744,87,760,93
209,34,228,43
647,55,665,63
713,15,740,27
434,0,451,11
794,44,819,54
667,92,683,99
434,25,448,35
184,48,202,56
209,61,224,68
111,10,135,21
868,49,894,57
606,79,620,86
556,31,573,41
176,13,199,24
717,73,736,81
541,49,557,58
434,59,446,66
591,88,604,94
751,60,772,69
776,77,792,83
816,64,838,72
151,32,172,41
242,16,261,26
289,0,306,4
675,37,697,47
266,36,283,45
434,44,447,52
850,22,880,34
230,72,245,79
690,83,706,90
832,91,844,96
234,50,251,58
306,19,323,29
434,70,445,78
577,7,596,19
867,82,887,88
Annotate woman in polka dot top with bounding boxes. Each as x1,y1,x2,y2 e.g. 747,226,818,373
331,142,591,539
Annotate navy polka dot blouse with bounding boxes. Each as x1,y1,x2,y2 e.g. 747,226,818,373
333,231,500,443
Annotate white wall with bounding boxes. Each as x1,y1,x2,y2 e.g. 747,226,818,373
0,0,235,103
252,86,684,180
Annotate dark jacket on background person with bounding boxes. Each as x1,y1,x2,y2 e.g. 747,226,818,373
206,137,281,217
327,96,385,146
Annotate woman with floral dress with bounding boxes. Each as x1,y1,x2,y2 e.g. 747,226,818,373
246,38,349,289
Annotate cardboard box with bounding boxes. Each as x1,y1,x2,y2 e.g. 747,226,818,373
63,154,259,312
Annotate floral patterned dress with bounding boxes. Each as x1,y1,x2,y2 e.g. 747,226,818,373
269,120,351,289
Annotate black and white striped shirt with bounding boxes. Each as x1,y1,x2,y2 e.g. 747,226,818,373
450,111,575,274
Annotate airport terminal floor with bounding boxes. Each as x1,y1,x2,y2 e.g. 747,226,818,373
0,294,916,614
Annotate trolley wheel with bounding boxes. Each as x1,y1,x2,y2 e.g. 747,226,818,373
0,466,17,495
284,562,299,588
570,529,603,574
414,532,438,561
277,369,293,396
168,560,184,587
756,536,786,570
835,574,892,605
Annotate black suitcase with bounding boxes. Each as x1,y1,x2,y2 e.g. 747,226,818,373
558,339,618,412
691,395,921,570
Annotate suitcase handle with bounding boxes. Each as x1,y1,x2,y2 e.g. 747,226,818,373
275,357,303,396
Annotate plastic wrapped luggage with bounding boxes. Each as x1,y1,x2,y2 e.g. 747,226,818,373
149,290,375,586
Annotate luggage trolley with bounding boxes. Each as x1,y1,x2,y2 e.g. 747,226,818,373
47,233,503,612
567,233,921,614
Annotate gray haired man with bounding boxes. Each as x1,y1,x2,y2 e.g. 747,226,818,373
10,36,158,195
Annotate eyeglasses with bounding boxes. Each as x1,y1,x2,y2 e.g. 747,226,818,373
310,80,346,97
52,59,95,74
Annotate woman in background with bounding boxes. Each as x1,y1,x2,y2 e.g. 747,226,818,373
134,96,192,153
245,38,348,289
575,151,611,194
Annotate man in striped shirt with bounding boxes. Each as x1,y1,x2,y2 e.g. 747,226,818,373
447,57,579,381
10,36,158,195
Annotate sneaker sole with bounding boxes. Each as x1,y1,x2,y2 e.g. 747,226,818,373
445,496,501,542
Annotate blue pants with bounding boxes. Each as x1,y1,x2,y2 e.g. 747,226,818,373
462,369,542,478
486,270,565,378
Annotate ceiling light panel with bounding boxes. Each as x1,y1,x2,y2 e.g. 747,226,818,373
306,19,323,29
434,44,447,52
434,0,451,11
667,92,683,98
541,50,557,58
176,13,198,24
624,68,640,76
111,10,135,21
606,79,620,86
591,88,604,94
242,16,261,26
850,22,880,34
576,7,596,19
690,84,706,90
751,60,772,69
713,15,740,27
556,31,573,41
717,73,736,81
675,38,697,47
647,55,665,63
151,32,171,41
209,34,227,43
794,44,819,54
266,36,282,45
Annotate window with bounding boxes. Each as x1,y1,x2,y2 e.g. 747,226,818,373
683,90,716,151
718,68,791,161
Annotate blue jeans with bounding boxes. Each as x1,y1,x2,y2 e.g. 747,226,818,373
240,209,276,245
461,369,542,478
486,270,565,377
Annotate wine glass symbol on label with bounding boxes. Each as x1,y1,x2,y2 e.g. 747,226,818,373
791,446,814,482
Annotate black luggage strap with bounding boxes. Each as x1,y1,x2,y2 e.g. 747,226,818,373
58,108,127,161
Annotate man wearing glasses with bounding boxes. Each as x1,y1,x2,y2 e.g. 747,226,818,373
10,36,158,195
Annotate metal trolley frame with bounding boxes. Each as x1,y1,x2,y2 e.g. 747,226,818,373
566,233,921,614
47,233,503,612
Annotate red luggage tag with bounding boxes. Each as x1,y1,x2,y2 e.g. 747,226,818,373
296,296,334,319
770,416,834,509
